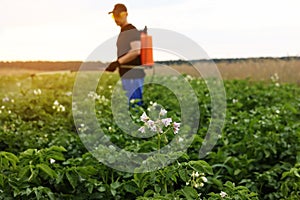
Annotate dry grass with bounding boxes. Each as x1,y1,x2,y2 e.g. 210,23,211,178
166,57,300,84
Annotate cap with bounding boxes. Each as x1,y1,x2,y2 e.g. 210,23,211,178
108,4,127,15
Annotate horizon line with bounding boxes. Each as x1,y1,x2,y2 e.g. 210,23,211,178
0,55,299,63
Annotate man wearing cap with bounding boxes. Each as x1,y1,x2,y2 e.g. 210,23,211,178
106,3,145,107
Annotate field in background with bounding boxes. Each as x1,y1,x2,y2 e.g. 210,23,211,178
166,57,300,84
0,61,104,75
0,57,299,84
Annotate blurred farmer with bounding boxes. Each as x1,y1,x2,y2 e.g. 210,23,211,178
106,3,145,107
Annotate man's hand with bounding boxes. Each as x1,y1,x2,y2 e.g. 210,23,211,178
106,60,120,72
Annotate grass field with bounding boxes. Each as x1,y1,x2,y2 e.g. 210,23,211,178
0,58,299,199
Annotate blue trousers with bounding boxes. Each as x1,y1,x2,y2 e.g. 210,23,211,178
121,78,144,106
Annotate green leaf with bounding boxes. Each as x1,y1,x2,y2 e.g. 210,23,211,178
182,186,198,200
55,171,64,184
0,157,9,170
154,184,161,193
28,165,38,182
76,166,97,177
134,172,149,191
0,151,19,169
66,170,78,189
36,164,57,178
234,169,242,176
0,174,4,187
210,177,223,188
33,187,41,200
212,163,233,175
170,173,177,183
87,183,94,194
123,180,138,194
98,186,106,192
179,168,189,182
46,146,67,161
48,146,67,152
31,186,55,200
293,169,300,178
110,181,121,190
224,181,235,189
25,187,32,196
45,189,55,200
21,149,36,157
189,160,213,175
47,153,65,161
280,182,289,197
138,141,157,152
284,103,298,114
143,189,155,197
110,188,116,196
281,171,290,180
296,152,300,163
19,165,30,180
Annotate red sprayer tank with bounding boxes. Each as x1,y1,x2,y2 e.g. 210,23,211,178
140,26,154,67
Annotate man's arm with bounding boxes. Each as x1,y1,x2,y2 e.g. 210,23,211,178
118,41,141,64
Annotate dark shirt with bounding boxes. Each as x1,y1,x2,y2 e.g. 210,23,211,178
117,24,145,79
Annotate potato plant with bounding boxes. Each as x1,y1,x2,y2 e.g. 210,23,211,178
0,72,299,199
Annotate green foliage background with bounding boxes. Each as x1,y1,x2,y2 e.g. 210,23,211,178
0,72,299,199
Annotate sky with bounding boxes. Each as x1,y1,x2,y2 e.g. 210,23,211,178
0,0,300,61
